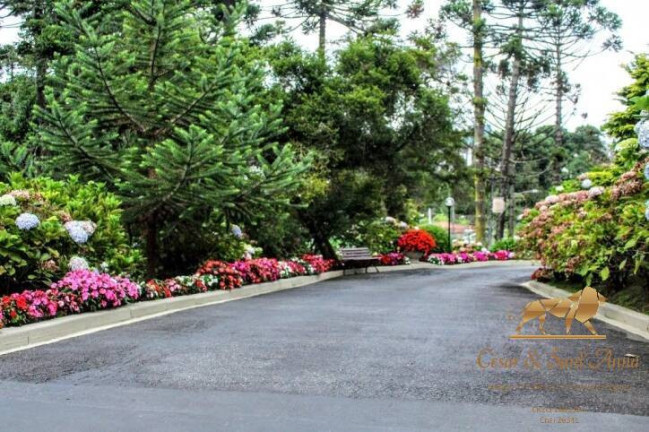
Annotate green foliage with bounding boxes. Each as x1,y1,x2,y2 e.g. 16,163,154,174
0,141,35,182
37,0,308,274
519,94,649,294
490,237,516,253
603,54,649,140
267,32,463,257
419,224,449,253
0,174,140,292
339,219,401,254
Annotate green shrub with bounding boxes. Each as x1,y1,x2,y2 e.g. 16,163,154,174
0,174,141,292
490,237,517,252
339,219,401,253
420,224,450,252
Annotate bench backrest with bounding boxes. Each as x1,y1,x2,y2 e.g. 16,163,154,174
339,247,373,260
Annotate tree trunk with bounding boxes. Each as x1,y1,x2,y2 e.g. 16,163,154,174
145,217,159,278
318,5,327,59
308,220,336,259
496,12,523,240
507,183,516,237
33,1,46,114
472,0,487,243
553,41,564,183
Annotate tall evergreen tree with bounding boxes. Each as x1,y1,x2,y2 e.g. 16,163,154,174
269,0,396,57
38,0,308,275
603,54,649,140
441,0,488,243
534,0,621,151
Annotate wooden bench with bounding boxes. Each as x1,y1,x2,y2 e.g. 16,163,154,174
339,247,380,274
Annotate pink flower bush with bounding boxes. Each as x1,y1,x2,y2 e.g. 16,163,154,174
426,250,514,265
51,270,141,312
0,270,140,327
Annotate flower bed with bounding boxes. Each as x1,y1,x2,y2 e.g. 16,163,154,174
0,270,141,328
377,252,410,266
425,250,515,265
0,255,337,329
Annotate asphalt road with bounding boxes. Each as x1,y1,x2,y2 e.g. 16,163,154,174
1,265,648,431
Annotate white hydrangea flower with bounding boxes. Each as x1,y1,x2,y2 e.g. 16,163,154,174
0,194,17,206
15,212,40,230
65,220,96,234
581,179,592,189
68,225,89,244
644,163,649,181
635,119,649,149
384,216,396,224
68,256,89,271
545,195,559,204
398,221,408,229
588,186,604,198
231,224,243,239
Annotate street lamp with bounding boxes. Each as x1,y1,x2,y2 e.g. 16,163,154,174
444,197,455,252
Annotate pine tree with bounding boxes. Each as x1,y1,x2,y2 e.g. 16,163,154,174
534,0,621,151
38,0,308,275
270,0,397,57
441,0,488,243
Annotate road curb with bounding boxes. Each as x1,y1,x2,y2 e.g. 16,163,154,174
0,270,344,356
522,280,649,341
0,260,540,355
430,260,539,269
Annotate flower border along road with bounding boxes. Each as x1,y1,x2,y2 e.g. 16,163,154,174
0,270,344,356
0,260,531,356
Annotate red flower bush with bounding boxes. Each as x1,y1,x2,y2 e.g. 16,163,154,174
196,260,244,290
378,252,409,266
397,229,436,254
231,258,282,284
278,260,307,278
299,254,336,274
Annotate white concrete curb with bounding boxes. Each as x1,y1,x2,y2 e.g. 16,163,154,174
522,280,649,341
0,260,540,356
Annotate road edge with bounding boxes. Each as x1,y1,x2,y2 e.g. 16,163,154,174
521,280,649,341
0,271,349,356
0,260,538,356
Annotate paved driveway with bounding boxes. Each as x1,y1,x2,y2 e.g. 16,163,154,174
0,266,648,431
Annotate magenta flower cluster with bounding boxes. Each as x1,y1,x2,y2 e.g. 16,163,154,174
51,270,141,311
426,250,514,265
1,270,141,328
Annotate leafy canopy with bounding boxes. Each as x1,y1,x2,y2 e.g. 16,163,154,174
38,0,308,274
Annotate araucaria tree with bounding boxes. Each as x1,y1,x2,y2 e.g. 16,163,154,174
39,0,307,276
270,0,396,56
535,0,621,150
441,0,488,243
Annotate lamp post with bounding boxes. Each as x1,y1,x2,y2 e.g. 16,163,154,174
444,197,455,252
